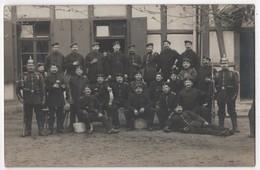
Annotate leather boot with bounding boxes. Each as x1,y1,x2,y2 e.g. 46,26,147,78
231,117,240,133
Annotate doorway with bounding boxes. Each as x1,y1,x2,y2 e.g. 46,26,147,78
240,31,255,99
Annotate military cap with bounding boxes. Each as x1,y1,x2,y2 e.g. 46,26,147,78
27,56,34,65
220,57,229,64
202,56,211,61
37,63,44,67
133,84,144,90
52,42,59,47
96,73,105,78
75,65,83,70
115,73,124,77
162,82,170,87
112,41,120,46
183,73,194,82
134,70,142,75
155,72,163,76
184,40,193,44
170,70,178,75
163,40,171,45
128,45,136,49
182,58,191,63
146,43,154,47
70,42,78,48
92,42,100,46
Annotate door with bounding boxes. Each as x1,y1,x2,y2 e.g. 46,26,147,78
130,17,147,57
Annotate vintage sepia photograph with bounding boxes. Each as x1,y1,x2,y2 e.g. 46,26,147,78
3,1,256,168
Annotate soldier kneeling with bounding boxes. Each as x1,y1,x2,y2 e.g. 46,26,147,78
163,106,234,137
79,86,119,134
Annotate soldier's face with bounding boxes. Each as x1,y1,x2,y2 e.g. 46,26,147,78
182,61,191,69
26,64,35,72
50,65,58,73
116,76,123,83
135,87,143,94
221,62,229,69
175,106,183,114
71,45,79,53
203,58,210,66
185,43,192,49
134,73,142,81
52,45,59,52
163,42,170,49
97,77,104,84
92,45,100,51
162,85,170,93
155,74,163,81
113,44,121,52
146,45,153,53
170,74,177,81
75,68,83,76
84,87,92,95
184,80,193,88
129,47,135,54
38,65,44,72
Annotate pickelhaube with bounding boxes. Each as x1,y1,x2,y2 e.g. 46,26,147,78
220,57,229,64
27,56,34,65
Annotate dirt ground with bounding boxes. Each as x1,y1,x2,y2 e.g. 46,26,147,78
4,103,255,167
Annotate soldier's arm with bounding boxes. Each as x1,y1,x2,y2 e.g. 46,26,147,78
38,73,46,104
15,74,24,103
44,55,50,72
63,55,75,70
189,111,207,123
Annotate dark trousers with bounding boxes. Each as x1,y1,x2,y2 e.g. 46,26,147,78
70,104,83,128
185,125,232,136
194,106,212,124
105,105,120,127
217,101,237,128
156,109,170,127
48,106,64,130
82,112,113,130
23,103,44,133
248,100,255,136
125,108,155,128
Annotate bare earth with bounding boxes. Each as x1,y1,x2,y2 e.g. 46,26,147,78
4,104,255,167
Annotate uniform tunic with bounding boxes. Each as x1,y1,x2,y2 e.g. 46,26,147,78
111,82,130,107
143,52,159,83
105,52,127,78
64,52,85,76
44,51,65,72
180,49,200,70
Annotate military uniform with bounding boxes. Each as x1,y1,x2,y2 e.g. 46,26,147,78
215,66,239,130
129,80,147,94
165,110,233,136
69,74,90,129
105,52,127,79
45,72,66,133
126,53,143,82
64,52,85,76
168,79,182,95
85,51,105,84
180,49,200,70
111,81,130,108
158,48,181,80
143,52,159,87
16,70,45,136
178,68,198,82
44,51,65,73
157,91,178,127
149,80,164,106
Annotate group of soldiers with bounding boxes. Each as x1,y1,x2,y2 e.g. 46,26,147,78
16,39,240,137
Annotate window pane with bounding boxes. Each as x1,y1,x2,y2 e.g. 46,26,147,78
36,54,48,64
96,26,109,37
35,21,50,37
21,41,33,52
147,34,161,53
21,25,33,38
110,22,126,36
37,41,49,53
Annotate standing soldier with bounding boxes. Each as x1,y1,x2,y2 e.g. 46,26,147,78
16,57,46,137
158,40,181,81
45,64,66,134
143,43,159,87
180,40,200,71
105,41,127,81
215,57,239,132
85,42,105,84
44,42,65,73
126,45,143,82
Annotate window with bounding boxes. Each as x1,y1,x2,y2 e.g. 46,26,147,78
95,20,126,38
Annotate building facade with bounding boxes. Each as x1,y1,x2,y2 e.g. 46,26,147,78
4,5,255,100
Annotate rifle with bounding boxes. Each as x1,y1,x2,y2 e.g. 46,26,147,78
211,62,216,125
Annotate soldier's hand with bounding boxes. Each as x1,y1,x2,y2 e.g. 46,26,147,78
73,61,79,66
134,110,139,115
61,84,66,89
204,122,209,126
19,98,24,104
139,108,145,113
92,58,98,64
108,75,112,80
132,63,138,67
205,77,211,82
203,103,208,107
98,113,103,118
124,74,128,79
53,83,59,88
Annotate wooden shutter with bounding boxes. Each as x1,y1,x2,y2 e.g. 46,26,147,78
71,19,91,58
4,21,14,82
52,19,71,56
130,17,147,57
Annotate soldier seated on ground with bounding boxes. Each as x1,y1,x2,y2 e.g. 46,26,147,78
163,106,234,137
125,85,155,131
129,71,147,94
167,71,182,95
79,86,119,134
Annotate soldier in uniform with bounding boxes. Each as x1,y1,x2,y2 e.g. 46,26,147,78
149,72,164,112
157,83,178,129
178,58,198,83
163,106,234,137
85,42,105,84
69,66,90,131
215,57,240,132
45,64,66,134
158,40,181,81
79,86,119,134
143,43,160,87
105,41,128,81
44,42,65,73
168,71,182,95
125,85,155,131
180,40,200,71
16,57,46,137
126,45,143,82
129,71,147,94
